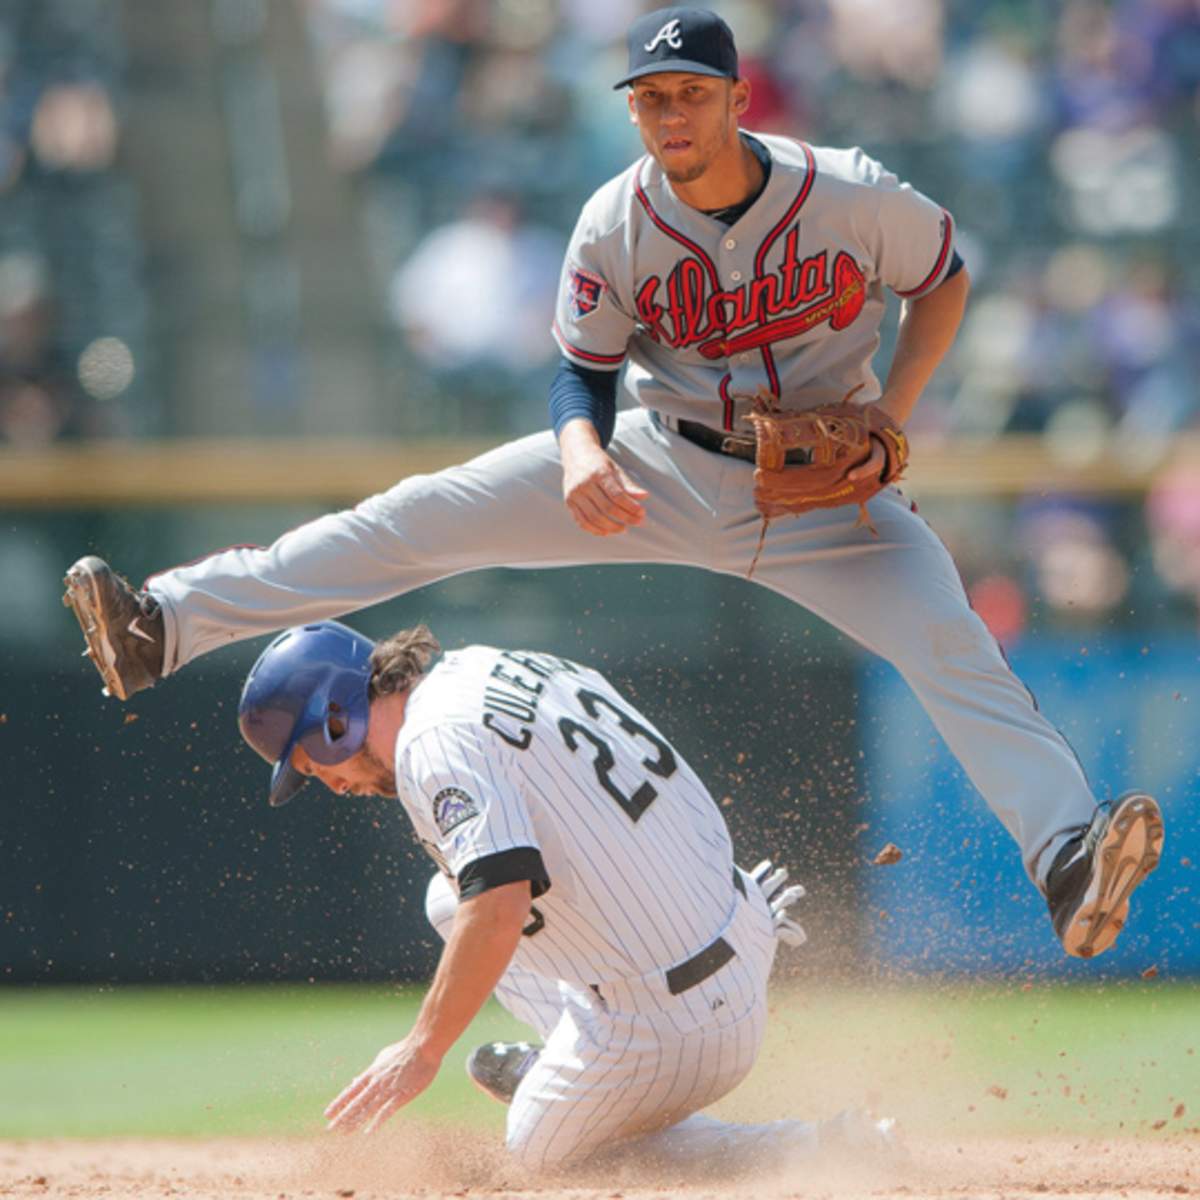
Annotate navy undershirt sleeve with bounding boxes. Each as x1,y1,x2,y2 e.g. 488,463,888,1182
549,358,619,448
945,249,965,280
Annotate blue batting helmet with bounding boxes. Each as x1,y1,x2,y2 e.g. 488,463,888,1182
238,620,376,807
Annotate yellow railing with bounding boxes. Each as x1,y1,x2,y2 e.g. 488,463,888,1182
1,435,1196,506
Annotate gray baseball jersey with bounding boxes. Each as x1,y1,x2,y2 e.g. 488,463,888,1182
553,134,954,429
146,130,1100,911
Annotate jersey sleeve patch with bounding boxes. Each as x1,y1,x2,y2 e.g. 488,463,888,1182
432,786,480,837
567,265,607,321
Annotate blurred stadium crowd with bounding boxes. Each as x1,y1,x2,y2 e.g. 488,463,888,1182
0,0,143,445
2,0,1200,632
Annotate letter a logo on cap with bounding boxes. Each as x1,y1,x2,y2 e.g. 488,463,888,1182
614,9,739,90
645,18,684,52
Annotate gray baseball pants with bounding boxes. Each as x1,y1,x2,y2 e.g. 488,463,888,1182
149,408,1096,882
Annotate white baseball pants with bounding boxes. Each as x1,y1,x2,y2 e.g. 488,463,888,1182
424,870,818,1174
151,408,1097,880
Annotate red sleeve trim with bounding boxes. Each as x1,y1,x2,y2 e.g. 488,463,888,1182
552,320,626,367
894,208,954,298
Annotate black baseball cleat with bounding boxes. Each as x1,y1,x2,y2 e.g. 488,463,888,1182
465,1040,542,1105
1044,791,1164,959
62,556,164,701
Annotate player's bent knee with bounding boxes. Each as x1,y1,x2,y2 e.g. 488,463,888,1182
353,473,437,533
503,1128,556,1175
504,1142,589,1178
504,1114,595,1176
353,475,489,565
424,871,457,940
354,466,534,562
884,610,1008,677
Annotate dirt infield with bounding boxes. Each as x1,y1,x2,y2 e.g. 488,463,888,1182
1,1132,1196,1200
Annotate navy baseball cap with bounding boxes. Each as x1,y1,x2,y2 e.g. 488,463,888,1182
614,7,739,90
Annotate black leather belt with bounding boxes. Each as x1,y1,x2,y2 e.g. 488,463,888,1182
666,937,736,995
664,867,747,996
676,418,812,465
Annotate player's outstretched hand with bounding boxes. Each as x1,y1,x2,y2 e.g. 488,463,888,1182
559,422,648,536
324,1037,441,1135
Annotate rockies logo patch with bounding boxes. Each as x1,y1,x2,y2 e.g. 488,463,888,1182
432,786,479,836
567,266,605,321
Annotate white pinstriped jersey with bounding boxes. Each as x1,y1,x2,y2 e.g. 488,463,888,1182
552,133,956,432
393,646,738,990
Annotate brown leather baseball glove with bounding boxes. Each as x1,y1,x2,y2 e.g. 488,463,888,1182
744,388,909,528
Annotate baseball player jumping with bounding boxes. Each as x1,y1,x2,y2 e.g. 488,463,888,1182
238,619,889,1174
64,6,1162,960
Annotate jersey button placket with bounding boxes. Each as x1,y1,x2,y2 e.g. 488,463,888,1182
718,240,756,420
